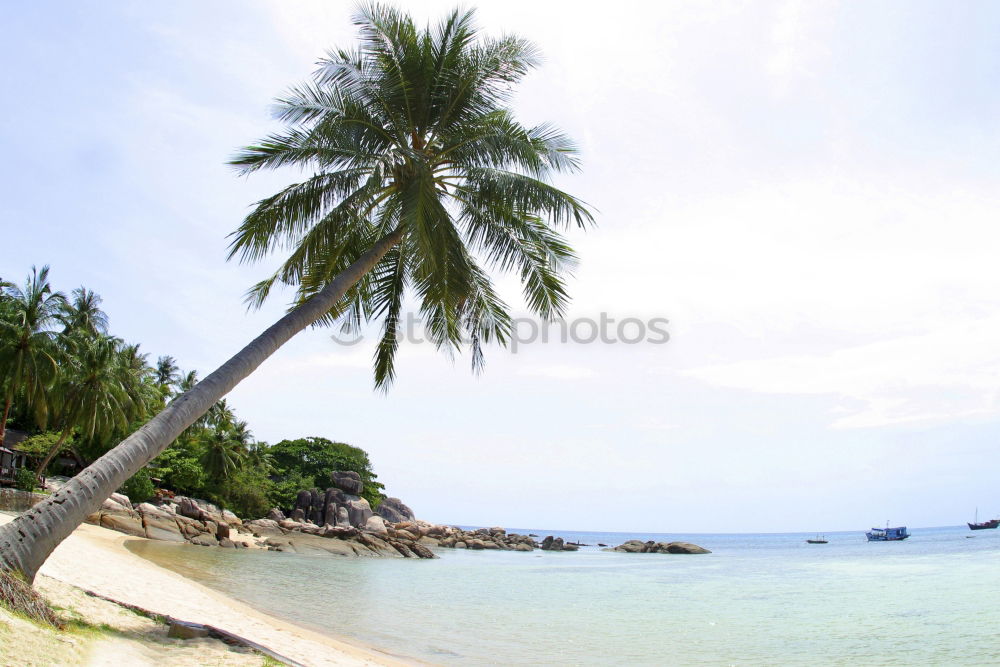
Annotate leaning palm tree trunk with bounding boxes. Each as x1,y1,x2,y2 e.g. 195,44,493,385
0,227,403,582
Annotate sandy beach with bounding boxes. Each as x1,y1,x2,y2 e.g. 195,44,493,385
0,513,411,666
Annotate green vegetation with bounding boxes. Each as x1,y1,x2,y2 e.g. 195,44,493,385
269,437,385,508
13,468,36,492
0,269,387,517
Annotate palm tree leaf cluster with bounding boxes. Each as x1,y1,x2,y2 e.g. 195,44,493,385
229,4,593,386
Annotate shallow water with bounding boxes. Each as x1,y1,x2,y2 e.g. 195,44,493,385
127,526,1000,665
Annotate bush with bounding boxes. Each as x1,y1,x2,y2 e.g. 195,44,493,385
14,468,37,492
119,469,155,503
217,468,273,519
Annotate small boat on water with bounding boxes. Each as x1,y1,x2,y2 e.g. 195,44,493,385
866,523,909,541
967,508,999,531
806,535,828,544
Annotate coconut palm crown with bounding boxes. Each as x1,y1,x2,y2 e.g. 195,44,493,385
229,3,592,386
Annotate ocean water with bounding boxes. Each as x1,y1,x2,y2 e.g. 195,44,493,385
127,525,1000,665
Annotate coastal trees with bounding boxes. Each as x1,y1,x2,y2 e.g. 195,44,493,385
33,334,139,475
0,266,66,447
0,3,591,582
269,436,385,508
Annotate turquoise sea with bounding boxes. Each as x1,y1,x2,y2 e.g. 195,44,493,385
127,525,1000,666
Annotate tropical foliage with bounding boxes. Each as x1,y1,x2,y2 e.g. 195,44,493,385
0,267,386,518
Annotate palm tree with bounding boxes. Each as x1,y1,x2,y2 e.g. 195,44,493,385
0,266,67,447
0,4,592,582
200,427,247,484
59,287,109,337
34,334,137,475
154,355,180,389
177,369,198,393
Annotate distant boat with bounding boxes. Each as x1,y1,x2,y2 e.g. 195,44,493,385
806,534,828,544
866,523,909,541
967,508,999,531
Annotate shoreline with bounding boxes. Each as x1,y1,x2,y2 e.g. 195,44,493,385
0,513,417,666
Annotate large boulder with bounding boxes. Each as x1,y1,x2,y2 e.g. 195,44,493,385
612,540,646,553
138,505,185,543
99,511,145,537
344,497,373,528
364,516,389,537
330,471,363,496
176,497,204,521
109,492,132,509
376,497,416,523
607,540,711,554
662,541,711,554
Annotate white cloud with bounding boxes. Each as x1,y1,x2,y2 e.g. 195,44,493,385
684,316,1000,428
516,364,598,380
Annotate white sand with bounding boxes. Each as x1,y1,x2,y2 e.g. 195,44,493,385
0,514,414,666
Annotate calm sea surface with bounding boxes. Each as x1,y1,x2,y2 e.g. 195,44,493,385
127,525,1000,665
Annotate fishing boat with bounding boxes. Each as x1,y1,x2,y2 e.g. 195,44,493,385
967,508,999,531
866,523,909,541
806,535,828,544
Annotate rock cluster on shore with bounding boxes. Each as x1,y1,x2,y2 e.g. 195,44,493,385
86,492,255,549
79,473,709,558
605,540,712,554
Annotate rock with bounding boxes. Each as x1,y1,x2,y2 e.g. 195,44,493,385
189,534,217,547
167,621,210,640
454,541,467,549
330,470,363,495
294,489,312,512
309,489,324,525
100,497,130,513
611,540,646,553
141,514,185,543
607,540,710,554
175,516,207,539
514,543,534,552
322,525,359,539
335,506,351,528
376,497,416,523
244,519,282,537
290,508,306,522
266,508,286,522
664,541,711,554
137,502,174,519
218,538,235,548
99,511,145,537
109,492,132,509
344,498,373,528
215,522,230,540
176,497,204,521
409,542,436,559
364,516,389,537
221,509,242,526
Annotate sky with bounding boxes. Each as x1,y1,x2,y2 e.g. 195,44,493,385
3,1,1000,532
